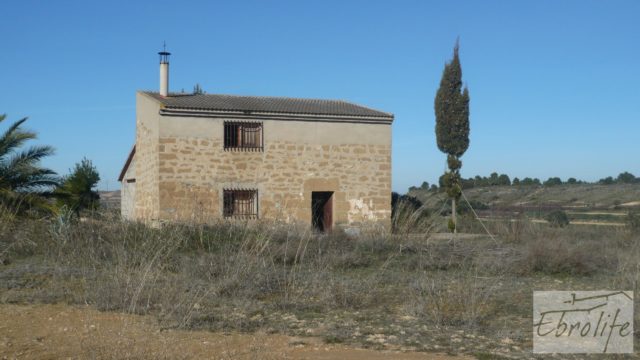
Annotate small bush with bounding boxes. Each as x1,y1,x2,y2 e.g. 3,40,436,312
391,193,432,234
627,210,640,233
408,271,500,327
545,210,569,227
447,218,456,233
515,235,616,276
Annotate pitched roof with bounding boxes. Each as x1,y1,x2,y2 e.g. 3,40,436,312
142,92,393,121
118,145,135,182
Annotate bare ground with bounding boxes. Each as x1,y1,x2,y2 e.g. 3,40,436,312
0,304,473,360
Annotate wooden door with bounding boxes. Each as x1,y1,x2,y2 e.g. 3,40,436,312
311,191,334,233
322,194,333,232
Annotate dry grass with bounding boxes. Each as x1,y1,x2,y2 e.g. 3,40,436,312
1,208,639,356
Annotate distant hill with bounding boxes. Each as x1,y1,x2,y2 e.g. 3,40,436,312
408,183,640,211
99,191,120,210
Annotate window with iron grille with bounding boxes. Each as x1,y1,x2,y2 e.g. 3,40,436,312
224,122,263,151
223,189,258,218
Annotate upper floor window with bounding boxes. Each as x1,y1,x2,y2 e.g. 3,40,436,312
224,121,263,151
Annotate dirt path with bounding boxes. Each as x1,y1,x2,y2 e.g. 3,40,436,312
0,304,473,359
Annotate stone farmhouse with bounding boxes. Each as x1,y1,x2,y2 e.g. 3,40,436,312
119,51,394,231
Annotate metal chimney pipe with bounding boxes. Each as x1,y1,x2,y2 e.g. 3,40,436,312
158,48,171,97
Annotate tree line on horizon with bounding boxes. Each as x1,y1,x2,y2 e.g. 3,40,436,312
408,171,640,193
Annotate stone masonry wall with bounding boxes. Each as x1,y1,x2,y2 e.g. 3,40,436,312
156,137,391,228
133,94,160,220
120,157,136,220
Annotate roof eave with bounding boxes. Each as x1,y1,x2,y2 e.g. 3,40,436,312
158,108,394,124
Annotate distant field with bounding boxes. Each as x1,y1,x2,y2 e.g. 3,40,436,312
408,183,640,227
99,190,120,209
409,183,640,208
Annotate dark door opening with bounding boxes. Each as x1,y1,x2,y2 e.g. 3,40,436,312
311,191,333,232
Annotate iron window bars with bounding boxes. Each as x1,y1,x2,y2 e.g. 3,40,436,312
224,122,263,151
223,189,258,219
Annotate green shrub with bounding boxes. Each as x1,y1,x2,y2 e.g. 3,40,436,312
545,210,569,227
628,210,640,232
447,218,456,233
391,192,431,234
516,235,616,276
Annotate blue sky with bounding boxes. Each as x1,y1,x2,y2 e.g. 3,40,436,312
1,0,638,193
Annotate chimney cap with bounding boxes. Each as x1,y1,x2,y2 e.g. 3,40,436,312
158,42,171,63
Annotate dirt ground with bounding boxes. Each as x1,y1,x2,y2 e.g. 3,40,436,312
0,304,473,360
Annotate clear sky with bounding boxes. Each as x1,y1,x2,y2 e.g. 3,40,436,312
1,0,638,193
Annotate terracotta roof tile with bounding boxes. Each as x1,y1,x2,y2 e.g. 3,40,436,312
142,92,393,119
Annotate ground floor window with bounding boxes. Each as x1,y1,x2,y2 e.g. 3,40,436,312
223,189,258,218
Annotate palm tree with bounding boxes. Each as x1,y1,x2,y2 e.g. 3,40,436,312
0,114,59,214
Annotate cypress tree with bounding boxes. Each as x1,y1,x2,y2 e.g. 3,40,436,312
434,40,470,233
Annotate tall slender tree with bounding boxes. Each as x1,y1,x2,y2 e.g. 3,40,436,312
434,40,470,233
